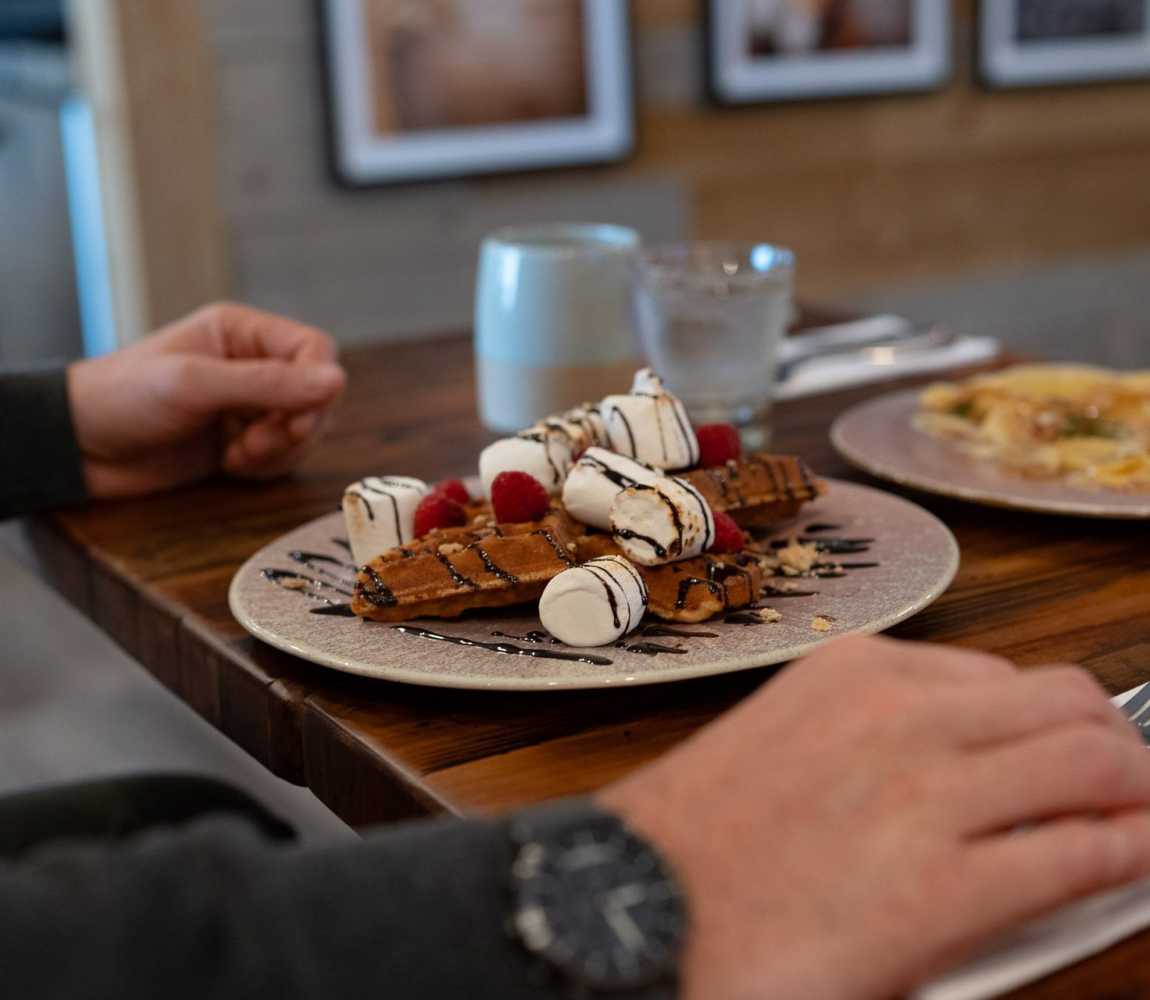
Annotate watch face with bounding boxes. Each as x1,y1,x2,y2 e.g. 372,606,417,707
512,818,685,990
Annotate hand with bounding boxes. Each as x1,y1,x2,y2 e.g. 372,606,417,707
599,635,1150,1000
68,302,347,499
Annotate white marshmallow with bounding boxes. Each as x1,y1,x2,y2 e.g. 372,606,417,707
539,556,648,647
609,477,716,566
342,476,430,565
562,402,610,450
561,447,663,531
532,416,594,458
479,431,574,497
600,369,700,471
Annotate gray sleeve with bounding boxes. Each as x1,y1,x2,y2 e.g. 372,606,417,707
0,814,569,1000
0,367,88,520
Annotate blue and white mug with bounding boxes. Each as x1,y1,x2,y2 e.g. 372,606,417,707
475,223,640,432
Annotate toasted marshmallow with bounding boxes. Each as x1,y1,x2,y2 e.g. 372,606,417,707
539,555,648,647
562,402,610,450
342,476,430,565
479,430,574,497
609,477,716,566
600,369,700,471
562,447,663,531
534,416,595,457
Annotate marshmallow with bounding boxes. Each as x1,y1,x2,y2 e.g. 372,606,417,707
342,476,430,565
609,477,716,566
539,556,648,647
479,430,574,497
562,402,610,450
600,369,700,471
533,416,595,458
562,447,663,531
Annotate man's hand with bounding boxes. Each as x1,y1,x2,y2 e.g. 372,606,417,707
68,303,346,498
599,635,1150,1000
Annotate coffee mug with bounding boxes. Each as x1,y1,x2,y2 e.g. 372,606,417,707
474,223,641,432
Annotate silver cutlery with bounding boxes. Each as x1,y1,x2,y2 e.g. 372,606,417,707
778,326,955,384
1121,683,1150,746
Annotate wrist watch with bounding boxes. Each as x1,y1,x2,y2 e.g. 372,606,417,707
506,799,688,997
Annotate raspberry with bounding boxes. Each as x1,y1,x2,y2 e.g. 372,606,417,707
413,492,467,537
491,471,550,524
433,478,470,506
696,423,742,467
709,511,745,554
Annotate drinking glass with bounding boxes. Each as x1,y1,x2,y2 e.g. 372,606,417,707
634,242,795,448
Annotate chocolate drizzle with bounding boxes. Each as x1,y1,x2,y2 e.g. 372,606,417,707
435,550,478,590
615,528,667,560
346,491,374,521
608,405,639,458
332,537,352,553
726,609,775,626
357,478,422,544
579,452,646,491
471,544,519,585
289,550,351,569
261,568,353,602
517,430,563,486
675,576,723,610
531,528,576,567
491,630,560,644
639,624,719,639
309,603,356,617
392,626,612,666
288,550,356,589
623,641,687,656
762,584,818,598
583,563,624,631
359,566,398,607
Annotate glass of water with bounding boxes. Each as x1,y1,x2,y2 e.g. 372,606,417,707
635,242,795,449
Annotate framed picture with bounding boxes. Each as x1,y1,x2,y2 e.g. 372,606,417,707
319,0,633,187
706,0,952,105
980,0,1150,88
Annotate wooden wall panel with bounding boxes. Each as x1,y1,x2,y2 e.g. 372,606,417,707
198,0,1150,337
628,0,1150,298
70,0,230,342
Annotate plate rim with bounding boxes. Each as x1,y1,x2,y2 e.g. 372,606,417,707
227,478,961,692
831,388,1150,521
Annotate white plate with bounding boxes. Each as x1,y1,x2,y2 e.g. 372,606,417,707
832,389,1150,519
228,479,959,691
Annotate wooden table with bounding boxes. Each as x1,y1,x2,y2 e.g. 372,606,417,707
21,331,1150,998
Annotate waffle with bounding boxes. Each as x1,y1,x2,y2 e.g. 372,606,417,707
684,453,822,528
578,535,763,623
352,508,585,623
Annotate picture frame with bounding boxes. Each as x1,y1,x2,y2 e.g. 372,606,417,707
705,0,952,105
980,0,1150,89
318,0,633,187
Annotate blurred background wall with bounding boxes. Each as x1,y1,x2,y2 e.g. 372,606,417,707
4,0,1150,358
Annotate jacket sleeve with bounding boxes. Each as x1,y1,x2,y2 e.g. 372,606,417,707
0,813,574,1000
0,367,88,520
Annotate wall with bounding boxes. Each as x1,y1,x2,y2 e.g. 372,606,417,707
205,0,1150,344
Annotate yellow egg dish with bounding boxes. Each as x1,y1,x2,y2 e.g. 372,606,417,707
915,364,1150,491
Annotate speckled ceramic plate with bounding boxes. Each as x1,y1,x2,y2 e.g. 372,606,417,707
832,389,1150,520
228,479,958,691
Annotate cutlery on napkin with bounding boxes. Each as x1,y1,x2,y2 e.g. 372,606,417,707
915,683,1150,1000
777,319,1000,400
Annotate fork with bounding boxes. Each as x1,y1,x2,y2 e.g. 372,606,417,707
1120,683,1150,745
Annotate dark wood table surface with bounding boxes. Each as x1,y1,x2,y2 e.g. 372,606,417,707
21,325,1150,998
